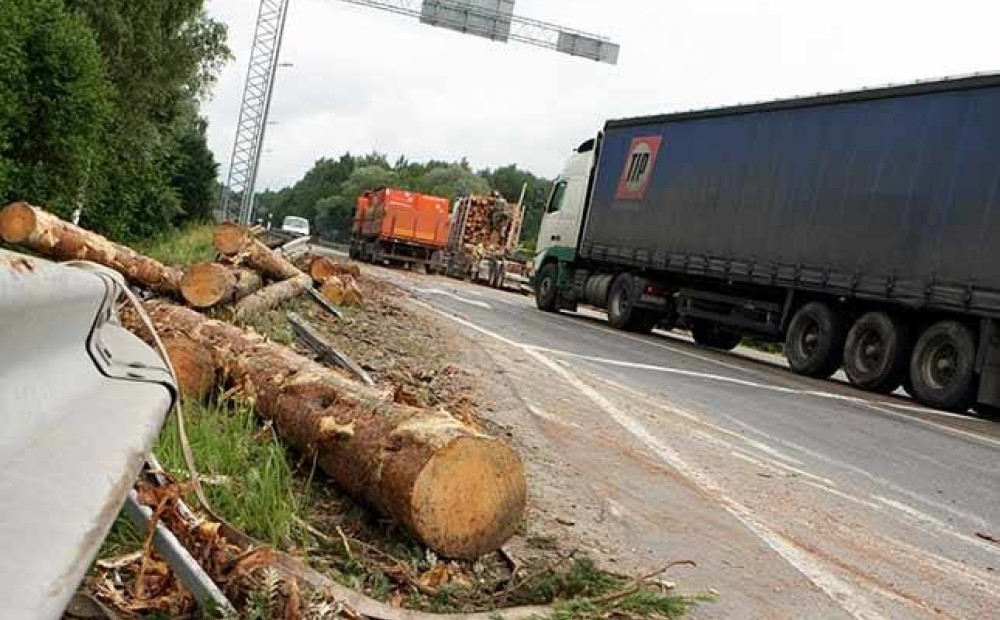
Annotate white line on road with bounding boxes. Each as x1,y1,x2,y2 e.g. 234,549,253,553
526,344,1000,451
415,299,886,620
523,347,888,620
412,287,493,309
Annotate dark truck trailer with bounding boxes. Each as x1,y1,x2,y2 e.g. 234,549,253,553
532,74,1000,414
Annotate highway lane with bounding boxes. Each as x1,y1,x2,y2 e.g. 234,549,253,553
378,268,1000,619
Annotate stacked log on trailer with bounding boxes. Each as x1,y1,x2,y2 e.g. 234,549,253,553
451,192,524,256
0,201,527,560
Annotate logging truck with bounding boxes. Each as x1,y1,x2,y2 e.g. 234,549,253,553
532,74,1000,415
434,192,531,292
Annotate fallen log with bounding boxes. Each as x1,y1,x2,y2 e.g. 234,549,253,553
0,202,181,294
180,262,264,309
213,223,299,281
141,301,527,559
233,273,312,319
162,336,216,401
306,256,361,283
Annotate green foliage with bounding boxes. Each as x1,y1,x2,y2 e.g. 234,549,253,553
155,399,302,547
0,0,108,219
136,222,216,265
0,0,229,241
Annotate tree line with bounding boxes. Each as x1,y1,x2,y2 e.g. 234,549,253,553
0,0,228,241
257,154,554,249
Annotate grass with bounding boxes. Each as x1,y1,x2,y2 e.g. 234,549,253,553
99,398,303,560
156,399,302,547
137,222,217,265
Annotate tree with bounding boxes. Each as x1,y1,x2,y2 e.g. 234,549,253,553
168,104,218,223
65,0,229,239
0,0,108,219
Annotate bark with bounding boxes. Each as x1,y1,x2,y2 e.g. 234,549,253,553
141,301,527,559
233,273,312,319
0,202,181,294
213,223,300,281
180,262,264,309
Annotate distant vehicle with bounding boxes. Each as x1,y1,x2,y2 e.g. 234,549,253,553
350,188,451,269
532,73,1000,414
433,193,530,292
281,215,310,237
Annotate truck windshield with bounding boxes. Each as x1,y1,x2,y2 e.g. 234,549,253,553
547,180,567,213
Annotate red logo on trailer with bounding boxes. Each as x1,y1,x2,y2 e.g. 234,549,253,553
616,136,662,200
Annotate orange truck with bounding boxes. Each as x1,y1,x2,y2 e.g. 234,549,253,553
349,188,451,268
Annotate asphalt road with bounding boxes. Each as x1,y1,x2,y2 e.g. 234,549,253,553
350,262,1000,619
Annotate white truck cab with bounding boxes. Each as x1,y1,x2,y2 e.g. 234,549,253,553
535,140,596,258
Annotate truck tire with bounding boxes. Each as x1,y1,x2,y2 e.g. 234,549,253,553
607,274,655,332
691,320,742,350
785,302,848,378
909,321,978,412
843,312,912,393
535,263,559,312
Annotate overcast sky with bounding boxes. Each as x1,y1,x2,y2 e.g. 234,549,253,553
203,0,1000,190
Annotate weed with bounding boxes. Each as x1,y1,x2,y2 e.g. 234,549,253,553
137,223,216,265
155,399,302,547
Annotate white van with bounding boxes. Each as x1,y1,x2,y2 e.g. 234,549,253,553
280,215,310,237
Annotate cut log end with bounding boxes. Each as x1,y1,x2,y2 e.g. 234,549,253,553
319,277,345,305
409,437,527,559
163,336,215,401
0,202,37,244
213,222,249,256
181,262,232,308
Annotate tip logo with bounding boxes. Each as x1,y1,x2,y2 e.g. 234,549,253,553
616,136,662,200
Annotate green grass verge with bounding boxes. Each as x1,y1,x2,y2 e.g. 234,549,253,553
100,398,302,558
136,222,217,266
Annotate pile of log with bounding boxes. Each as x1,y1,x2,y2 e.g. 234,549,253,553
457,193,520,254
0,201,527,561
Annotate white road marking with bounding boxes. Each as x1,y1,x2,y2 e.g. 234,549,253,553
412,287,493,309
523,348,888,620
523,344,1000,450
872,495,1000,556
415,300,887,620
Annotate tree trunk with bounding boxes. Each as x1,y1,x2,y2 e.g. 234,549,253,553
306,256,361,283
213,223,300,281
180,262,264,309
233,273,312,319
0,202,181,294
162,335,216,401
141,301,527,559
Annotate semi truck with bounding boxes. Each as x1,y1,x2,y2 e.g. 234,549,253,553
350,188,451,268
532,73,1000,414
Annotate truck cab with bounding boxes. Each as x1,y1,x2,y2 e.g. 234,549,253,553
535,139,595,262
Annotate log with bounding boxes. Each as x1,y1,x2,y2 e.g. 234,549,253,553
233,273,312,319
141,301,527,559
319,277,345,305
308,257,361,283
213,223,300,281
162,336,216,401
180,262,264,309
0,202,181,294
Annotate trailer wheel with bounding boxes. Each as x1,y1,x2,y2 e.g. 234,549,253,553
691,320,742,350
535,263,559,312
909,321,978,412
843,312,912,393
607,275,655,332
785,302,848,378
